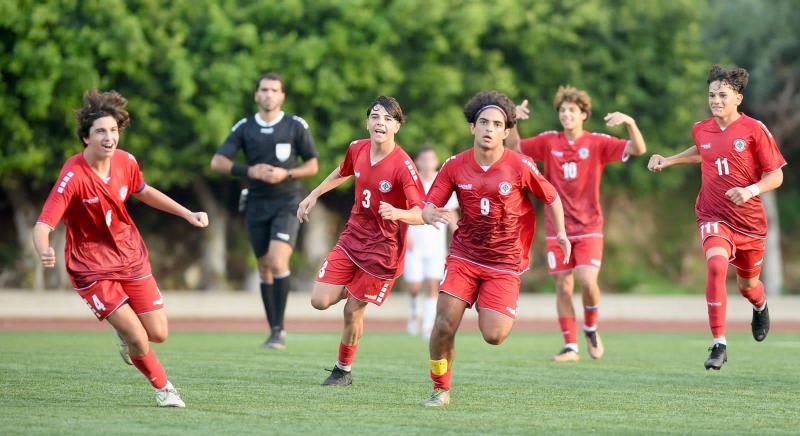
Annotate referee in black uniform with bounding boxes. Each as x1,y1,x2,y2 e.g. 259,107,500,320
211,72,319,349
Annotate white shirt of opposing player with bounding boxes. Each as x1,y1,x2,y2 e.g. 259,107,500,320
407,174,458,258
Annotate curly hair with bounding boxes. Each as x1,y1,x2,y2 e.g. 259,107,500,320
463,91,517,128
553,85,592,119
76,90,130,145
707,65,749,93
367,96,405,124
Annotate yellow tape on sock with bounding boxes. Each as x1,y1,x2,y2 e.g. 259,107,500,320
430,358,448,376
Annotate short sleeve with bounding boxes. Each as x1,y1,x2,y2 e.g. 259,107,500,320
753,122,787,173
215,118,247,159
425,158,456,207
338,141,359,177
598,135,630,164
293,116,319,161
520,135,547,161
520,157,558,204
37,169,75,228
126,152,146,193
399,160,425,209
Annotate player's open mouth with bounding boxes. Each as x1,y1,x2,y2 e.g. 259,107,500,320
374,129,386,134
102,144,114,150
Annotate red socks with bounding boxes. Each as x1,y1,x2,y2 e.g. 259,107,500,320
739,281,766,309
337,342,358,371
705,255,729,340
430,358,451,391
130,349,167,389
583,306,599,330
558,317,577,346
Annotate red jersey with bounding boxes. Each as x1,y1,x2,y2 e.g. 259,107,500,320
520,131,628,238
426,148,559,274
693,114,786,238
336,139,425,279
37,150,152,288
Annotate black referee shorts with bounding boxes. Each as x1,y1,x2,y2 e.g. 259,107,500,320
245,196,301,258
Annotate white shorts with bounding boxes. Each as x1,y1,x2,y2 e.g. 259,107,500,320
404,250,446,283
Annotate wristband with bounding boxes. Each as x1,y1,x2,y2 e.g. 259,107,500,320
746,184,760,197
231,163,249,177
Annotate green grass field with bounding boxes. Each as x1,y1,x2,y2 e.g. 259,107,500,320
1,330,798,435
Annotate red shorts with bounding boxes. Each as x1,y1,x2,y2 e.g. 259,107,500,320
439,256,521,319
316,245,397,306
545,236,603,274
75,275,164,321
698,221,765,278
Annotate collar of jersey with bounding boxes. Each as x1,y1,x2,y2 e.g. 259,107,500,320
255,111,285,127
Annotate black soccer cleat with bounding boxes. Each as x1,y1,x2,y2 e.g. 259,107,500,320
704,343,727,370
322,366,352,387
751,304,770,342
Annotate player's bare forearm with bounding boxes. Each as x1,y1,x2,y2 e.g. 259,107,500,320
32,222,56,268
134,186,192,219
310,167,349,198
289,158,319,179
545,196,567,237
648,145,700,172
395,206,425,225
624,120,647,156
209,154,235,175
505,126,521,151
757,168,784,194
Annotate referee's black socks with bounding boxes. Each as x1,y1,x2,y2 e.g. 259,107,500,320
273,273,291,331
260,282,277,331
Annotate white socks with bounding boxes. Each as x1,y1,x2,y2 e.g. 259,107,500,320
422,297,437,339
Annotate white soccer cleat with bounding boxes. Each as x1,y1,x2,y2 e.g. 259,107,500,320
114,329,133,366
155,386,186,408
422,389,450,407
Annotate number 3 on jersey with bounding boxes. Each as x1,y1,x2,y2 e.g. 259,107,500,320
362,189,371,208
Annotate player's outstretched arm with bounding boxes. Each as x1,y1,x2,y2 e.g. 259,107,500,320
133,186,209,227
378,203,424,225
504,99,530,151
545,195,571,264
647,145,701,172
32,223,56,268
605,112,647,156
297,167,349,223
421,202,452,230
725,168,784,206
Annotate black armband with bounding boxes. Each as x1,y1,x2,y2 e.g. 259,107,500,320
231,163,249,177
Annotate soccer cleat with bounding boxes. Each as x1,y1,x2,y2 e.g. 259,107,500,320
751,304,770,342
584,330,604,360
155,386,186,408
551,347,580,362
262,328,287,350
322,366,352,387
704,343,727,370
422,389,450,407
114,329,133,366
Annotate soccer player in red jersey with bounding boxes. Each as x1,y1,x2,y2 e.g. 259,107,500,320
508,86,647,362
32,90,209,407
297,96,425,386
421,91,570,406
648,66,786,370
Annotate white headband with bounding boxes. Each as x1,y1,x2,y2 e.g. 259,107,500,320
476,104,508,122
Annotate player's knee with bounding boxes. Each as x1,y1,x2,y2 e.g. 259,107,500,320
706,256,727,278
434,316,458,336
481,329,508,345
310,295,330,310
147,327,168,343
577,278,597,293
556,284,573,297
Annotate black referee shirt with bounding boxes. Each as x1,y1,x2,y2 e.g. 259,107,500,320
216,112,318,200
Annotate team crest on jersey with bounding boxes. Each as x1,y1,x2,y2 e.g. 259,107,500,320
498,181,512,195
733,139,746,152
578,147,590,159
276,143,291,162
379,180,392,193
119,186,128,200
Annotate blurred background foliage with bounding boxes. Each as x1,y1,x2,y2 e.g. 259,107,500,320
1,0,797,292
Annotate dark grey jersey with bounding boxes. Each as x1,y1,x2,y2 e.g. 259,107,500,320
216,112,318,200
